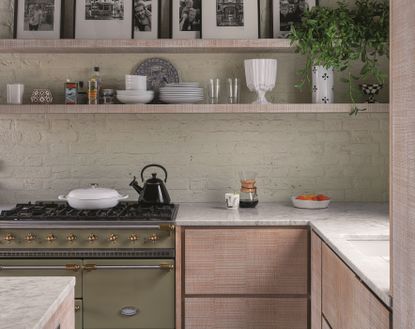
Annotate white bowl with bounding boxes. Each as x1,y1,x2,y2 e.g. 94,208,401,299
117,94,154,104
117,90,154,96
291,196,330,209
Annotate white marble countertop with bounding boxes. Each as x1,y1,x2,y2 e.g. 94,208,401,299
176,202,390,307
0,276,75,329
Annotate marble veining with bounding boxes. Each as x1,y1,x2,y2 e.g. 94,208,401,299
0,277,75,329
176,202,390,307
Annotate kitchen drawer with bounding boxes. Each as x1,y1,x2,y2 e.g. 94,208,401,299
185,297,308,329
185,228,308,295
75,299,83,329
0,259,82,298
83,259,174,329
322,244,390,329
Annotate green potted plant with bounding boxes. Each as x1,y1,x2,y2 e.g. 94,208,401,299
289,0,389,115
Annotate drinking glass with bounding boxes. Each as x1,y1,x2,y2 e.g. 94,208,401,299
208,78,220,104
227,78,240,104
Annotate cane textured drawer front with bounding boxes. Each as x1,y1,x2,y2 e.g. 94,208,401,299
0,259,82,298
185,228,308,295
185,297,308,329
322,244,390,329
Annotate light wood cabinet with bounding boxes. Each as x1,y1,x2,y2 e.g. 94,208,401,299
184,228,308,295
321,243,390,329
311,232,322,329
44,287,75,329
178,227,309,329
185,297,308,329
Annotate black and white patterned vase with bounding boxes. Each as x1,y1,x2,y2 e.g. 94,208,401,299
30,88,54,104
360,84,383,103
312,65,334,104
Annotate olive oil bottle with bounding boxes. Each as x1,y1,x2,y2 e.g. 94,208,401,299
88,66,102,105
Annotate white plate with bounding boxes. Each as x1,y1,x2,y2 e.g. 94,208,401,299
166,82,200,87
160,92,204,96
290,196,331,209
117,94,154,104
161,99,204,104
160,87,203,92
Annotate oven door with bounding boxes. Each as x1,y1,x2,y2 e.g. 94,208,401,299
0,259,82,298
83,259,174,329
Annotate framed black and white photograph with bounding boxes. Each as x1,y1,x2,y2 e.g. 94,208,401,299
15,0,61,39
133,0,158,39
202,0,258,39
172,0,201,39
75,0,133,39
273,0,316,38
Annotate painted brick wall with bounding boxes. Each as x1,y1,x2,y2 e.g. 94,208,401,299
0,113,389,203
0,0,389,204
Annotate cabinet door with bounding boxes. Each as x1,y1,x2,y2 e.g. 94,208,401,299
83,259,174,329
185,297,308,329
0,259,82,298
322,244,390,329
185,228,308,295
75,299,83,329
311,232,322,329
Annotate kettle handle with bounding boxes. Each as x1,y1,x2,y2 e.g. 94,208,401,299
140,164,168,183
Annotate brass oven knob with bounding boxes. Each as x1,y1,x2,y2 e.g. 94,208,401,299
46,234,57,242
147,233,160,243
75,305,81,312
4,233,15,242
25,233,35,242
108,234,118,242
129,234,139,242
66,233,77,242
88,234,98,242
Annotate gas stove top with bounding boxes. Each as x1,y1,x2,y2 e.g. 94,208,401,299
0,201,179,222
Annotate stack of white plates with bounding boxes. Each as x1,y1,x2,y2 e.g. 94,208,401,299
116,90,154,104
160,83,204,104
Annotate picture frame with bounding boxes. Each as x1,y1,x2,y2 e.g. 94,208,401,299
14,0,62,39
273,0,316,38
133,0,158,39
75,0,133,39
172,0,201,39
202,0,258,39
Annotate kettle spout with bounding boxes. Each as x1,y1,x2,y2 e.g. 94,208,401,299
129,176,143,195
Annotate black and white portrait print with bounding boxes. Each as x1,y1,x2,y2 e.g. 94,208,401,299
216,0,244,27
179,0,201,32
24,0,55,31
280,0,309,32
134,0,152,31
85,0,124,20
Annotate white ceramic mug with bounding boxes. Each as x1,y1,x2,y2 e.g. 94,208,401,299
125,75,147,90
225,193,240,209
7,84,24,104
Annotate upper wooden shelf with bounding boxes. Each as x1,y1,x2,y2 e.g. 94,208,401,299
0,103,388,114
0,38,293,54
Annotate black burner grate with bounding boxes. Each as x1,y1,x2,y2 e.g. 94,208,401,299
0,201,179,221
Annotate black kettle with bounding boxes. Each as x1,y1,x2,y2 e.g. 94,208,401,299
129,164,171,204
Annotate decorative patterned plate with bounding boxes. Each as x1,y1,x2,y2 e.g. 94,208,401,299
134,58,180,103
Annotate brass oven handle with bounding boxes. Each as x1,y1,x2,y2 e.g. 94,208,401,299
83,264,174,271
0,264,81,272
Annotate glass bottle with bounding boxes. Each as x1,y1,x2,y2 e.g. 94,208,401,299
88,66,102,105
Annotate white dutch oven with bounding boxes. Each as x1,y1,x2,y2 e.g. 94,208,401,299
58,184,128,210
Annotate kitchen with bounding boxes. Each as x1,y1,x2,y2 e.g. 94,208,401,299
0,0,412,328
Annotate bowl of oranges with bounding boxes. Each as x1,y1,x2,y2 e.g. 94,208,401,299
291,194,331,209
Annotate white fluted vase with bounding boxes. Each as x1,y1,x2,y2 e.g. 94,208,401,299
312,65,334,104
244,59,277,104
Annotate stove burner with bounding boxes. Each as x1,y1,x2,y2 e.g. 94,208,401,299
0,202,178,222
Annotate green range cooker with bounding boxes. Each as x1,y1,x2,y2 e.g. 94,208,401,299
0,201,177,329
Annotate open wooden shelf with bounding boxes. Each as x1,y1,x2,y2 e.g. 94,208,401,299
0,103,389,114
0,38,293,54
